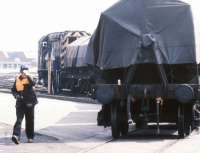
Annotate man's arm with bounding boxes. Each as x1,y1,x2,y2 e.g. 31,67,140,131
27,75,35,87
11,80,18,98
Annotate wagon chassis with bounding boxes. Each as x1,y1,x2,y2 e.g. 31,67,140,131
95,83,200,138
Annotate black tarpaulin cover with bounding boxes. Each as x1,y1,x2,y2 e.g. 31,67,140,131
64,36,90,67
86,0,196,69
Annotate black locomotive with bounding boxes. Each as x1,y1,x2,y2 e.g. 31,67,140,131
38,31,94,95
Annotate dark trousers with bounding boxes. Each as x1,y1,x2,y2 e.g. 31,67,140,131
13,104,35,139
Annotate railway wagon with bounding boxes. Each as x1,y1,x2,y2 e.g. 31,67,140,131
38,31,93,94
86,0,200,138
60,35,94,94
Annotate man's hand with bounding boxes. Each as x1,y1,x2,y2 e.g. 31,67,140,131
15,94,23,101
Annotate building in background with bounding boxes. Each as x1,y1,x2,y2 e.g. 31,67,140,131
0,51,37,73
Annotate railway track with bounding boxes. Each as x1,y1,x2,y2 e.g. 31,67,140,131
0,72,43,92
83,123,200,153
0,73,16,89
0,73,95,104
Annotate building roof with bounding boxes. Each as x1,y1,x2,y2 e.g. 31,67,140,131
0,51,7,60
7,52,27,61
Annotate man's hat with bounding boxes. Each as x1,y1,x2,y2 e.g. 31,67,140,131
20,65,29,73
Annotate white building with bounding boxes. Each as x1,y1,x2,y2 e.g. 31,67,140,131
0,51,36,73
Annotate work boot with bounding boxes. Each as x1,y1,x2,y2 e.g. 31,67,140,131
27,139,33,143
12,135,20,145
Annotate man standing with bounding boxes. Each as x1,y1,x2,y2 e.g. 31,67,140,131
11,65,38,144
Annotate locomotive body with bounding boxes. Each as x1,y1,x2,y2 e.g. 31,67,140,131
38,31,93,94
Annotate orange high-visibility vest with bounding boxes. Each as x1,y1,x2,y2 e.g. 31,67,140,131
16,76,29,92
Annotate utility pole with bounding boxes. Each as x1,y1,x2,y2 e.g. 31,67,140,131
47,38,52,94
48,52,52,94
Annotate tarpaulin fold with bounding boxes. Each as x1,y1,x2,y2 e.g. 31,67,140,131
86,0,196,69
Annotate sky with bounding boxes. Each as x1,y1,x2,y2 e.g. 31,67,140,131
0,0,199,60
182,0,200,62
0,0,118,58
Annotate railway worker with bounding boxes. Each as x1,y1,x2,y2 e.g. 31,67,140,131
11,65,38,144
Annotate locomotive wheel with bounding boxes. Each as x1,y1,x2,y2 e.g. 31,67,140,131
111,101,120,138
177,104,185,138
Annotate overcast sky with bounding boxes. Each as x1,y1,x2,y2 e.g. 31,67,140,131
0,0,118,58
0,0,199,59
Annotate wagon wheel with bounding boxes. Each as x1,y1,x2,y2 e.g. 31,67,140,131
111,101,120,138
120,103,128,136
177,104,185,138
184,103,193,136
